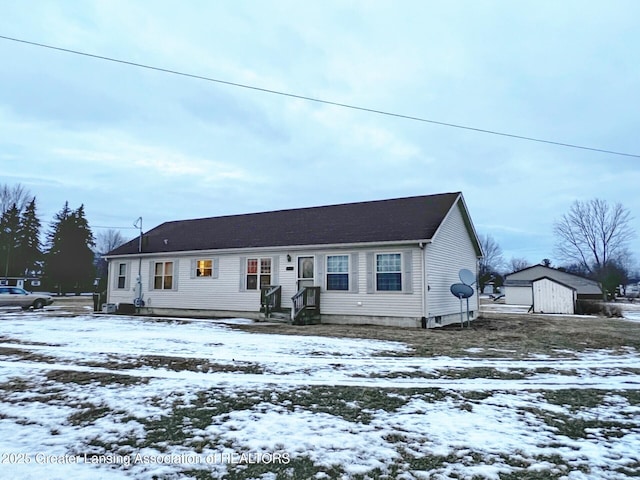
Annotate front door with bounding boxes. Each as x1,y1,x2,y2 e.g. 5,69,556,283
297,256,314,290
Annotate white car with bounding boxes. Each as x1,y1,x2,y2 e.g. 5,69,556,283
0,287,54,310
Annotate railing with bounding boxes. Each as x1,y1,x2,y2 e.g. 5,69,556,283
260,285,282,316
292,287,320,324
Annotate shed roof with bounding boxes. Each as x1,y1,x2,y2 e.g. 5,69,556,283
505,265,601,295
532,276,577,291
108,192,478,256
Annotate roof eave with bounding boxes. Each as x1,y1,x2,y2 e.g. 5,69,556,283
104,238,434,260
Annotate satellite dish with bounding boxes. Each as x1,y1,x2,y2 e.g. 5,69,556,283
459,269,476,286
450,283,474,299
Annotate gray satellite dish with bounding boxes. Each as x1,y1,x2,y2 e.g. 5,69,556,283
450,282,474,328
459,269,476,286
450,283,474,299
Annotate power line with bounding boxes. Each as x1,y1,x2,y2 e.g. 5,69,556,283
92,225,138,230
1,34,639,159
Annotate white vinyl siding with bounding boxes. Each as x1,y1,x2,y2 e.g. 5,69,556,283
425,201,479,320
109,248,423,319
322,248,422,318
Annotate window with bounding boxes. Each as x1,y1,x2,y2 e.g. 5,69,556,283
327,255,349,291
195,259,212,277
376,253,402,291
117,263,127,289
246,258,271,290
154,261,173,290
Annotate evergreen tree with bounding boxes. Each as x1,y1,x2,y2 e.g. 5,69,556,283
45,203,96,293
15,197,42,277
0,203,21,277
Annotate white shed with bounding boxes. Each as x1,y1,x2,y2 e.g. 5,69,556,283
532,277,576,314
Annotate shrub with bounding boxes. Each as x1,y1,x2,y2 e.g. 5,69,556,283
575,300,623,317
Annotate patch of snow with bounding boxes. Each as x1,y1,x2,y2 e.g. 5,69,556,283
1,311,639,479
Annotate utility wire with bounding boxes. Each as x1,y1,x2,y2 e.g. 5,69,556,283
1,34,639,159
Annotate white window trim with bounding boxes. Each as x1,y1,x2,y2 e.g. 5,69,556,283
191,258,219,279
149,260,179,291
115,262,129,290
246,257,272,290
326,254,350,292
366,250,412,294
375,252,403,292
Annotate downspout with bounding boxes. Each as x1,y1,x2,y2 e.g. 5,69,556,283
419,242,428,328
134,217,143,309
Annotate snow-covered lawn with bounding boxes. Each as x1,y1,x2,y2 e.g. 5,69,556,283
1,309,639,479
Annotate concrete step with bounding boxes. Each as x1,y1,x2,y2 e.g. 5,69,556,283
268,310,292,322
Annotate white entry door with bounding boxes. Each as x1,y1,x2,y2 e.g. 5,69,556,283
297,256,314,290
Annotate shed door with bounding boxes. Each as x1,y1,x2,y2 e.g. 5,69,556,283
297,256,314,290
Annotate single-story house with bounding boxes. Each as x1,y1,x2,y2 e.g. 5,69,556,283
504,265,601,306
105,192,483,328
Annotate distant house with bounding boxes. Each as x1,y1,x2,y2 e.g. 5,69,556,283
105,192,483,328
504,265,601,306
0,277,42,290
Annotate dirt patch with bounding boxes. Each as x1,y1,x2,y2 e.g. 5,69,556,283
228,315,640,357
47,296,94,314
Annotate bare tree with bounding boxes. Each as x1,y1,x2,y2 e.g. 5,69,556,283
508,257,530,273
95,229,127,255
94,229,128,286
0,183,32,214
554,199,635,297
479,234,504,289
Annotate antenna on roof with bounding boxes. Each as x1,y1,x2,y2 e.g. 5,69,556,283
133,217,142,253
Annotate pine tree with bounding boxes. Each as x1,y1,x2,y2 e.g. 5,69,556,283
0,203,21,277
15,197,42,276
45,203,96,293
69,204,96,292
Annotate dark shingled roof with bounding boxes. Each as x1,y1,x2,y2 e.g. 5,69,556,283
108,192,462,255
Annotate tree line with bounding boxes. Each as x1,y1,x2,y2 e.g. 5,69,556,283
0,183,126,294
479,198,638,299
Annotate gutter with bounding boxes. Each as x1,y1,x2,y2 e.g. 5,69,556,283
105,239,434,260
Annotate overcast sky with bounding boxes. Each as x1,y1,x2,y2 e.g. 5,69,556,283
1,1,639,269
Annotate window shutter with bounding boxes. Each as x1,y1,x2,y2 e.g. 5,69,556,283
366,252,375,294
190,259,196,279
149,261,155,290
213,258,220,279
172,260,179,291
239,257,246,291
112,262,119,290
272,256,279,285
124,263,131,290
402,250,413,294
316,254,325,289
350,253,359,293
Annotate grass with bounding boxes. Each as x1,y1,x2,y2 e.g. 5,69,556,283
230,315,640,358
80,354,266,375
3,371,639,479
